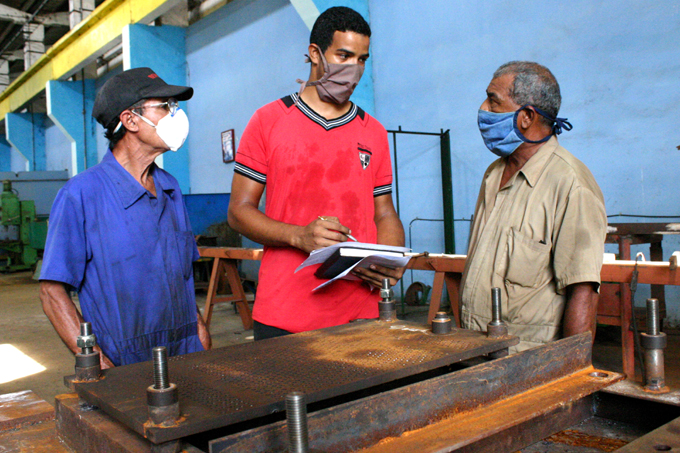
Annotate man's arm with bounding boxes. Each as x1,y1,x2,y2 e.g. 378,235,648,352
196,309,212,350
227,173,351,253
562,282,599,341
352,194,406,287
40,281,115,368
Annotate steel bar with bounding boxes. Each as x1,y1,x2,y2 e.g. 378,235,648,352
74,320,518,444
211,333,622,453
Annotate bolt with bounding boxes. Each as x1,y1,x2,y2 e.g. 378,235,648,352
490,287,502,325
286,392,309,453
647,298,660,335
80,322,93,354
153,346,169,390
380,278,393,301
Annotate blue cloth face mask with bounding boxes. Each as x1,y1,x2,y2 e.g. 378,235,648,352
478,105,572,157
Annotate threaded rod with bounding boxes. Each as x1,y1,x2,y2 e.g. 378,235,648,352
286,392,309,453
491,287,502,323
646,298,660,335
152,346,169,390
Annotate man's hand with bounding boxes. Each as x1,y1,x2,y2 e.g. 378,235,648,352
352,263,405,288
292,216,351,254
101,354,115,369
197,310,212,351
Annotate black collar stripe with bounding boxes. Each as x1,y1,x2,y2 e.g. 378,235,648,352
235,162,267,184
291,93,358,130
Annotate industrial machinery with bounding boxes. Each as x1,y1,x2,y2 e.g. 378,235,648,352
0,180,48,272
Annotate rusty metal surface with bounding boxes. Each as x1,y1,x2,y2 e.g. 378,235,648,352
353,368,622,453
0,418,71,453
614,415,680,452
602,379,680,406
0,390,54,432
543,428,628,452
74,320,517,444
211,333,620,453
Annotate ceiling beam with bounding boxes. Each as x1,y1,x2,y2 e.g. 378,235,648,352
0,0,181,119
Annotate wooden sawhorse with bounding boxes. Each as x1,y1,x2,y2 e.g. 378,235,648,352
199,247,265,331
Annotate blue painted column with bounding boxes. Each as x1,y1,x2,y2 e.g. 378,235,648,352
46,79,98,175
5,112,46,171
290,0,375,116
0,135,10,172
123,24,190,193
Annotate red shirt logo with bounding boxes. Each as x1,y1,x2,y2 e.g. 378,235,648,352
148,74,158,79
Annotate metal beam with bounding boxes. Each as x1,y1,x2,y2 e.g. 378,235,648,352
0,0,182,120
0,4,69,26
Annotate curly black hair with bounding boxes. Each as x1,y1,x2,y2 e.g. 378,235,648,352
310,6,371,53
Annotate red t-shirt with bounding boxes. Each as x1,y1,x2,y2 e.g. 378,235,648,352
234,94,393,332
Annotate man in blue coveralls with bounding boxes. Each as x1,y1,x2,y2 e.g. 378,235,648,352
39,67,211,368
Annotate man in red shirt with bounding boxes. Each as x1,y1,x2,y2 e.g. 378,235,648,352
228,6,405,340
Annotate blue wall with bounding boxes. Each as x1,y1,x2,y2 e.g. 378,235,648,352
185,0,310,194
45,121,73,172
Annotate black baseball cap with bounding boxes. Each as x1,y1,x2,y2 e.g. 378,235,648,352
92,67,193,130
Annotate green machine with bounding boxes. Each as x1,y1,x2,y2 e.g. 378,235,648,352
0,180,49,272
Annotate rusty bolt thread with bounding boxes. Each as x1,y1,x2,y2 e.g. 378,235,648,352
646,298,660,335
79,322,93,354
153,346,170,390
490,287,502,325
286,392,309,453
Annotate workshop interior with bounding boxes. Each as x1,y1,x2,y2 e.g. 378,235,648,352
1,0,679,452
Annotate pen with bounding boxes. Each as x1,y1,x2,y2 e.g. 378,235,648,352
318,216,358,242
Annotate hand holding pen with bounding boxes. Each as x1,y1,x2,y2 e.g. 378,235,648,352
318,216,357,242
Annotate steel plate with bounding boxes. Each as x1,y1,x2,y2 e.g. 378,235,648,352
74,320,518,444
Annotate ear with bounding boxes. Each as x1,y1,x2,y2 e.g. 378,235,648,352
518,107,537,130
308,44,322,67
120,110,139,132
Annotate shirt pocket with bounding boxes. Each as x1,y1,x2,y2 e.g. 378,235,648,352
502,228,552,288
175,231,196,280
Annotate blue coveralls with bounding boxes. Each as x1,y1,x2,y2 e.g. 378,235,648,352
40,150,204,366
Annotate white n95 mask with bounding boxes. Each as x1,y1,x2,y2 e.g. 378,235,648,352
134,108,190,152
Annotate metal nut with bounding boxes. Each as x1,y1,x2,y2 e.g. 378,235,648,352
77,334,96,348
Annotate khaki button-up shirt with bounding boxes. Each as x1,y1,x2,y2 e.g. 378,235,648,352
460,137,606,352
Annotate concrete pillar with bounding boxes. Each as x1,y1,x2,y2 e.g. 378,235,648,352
69,0,95,29
5,112,46,171
46,79,97,176
23,23,45,70
123,24,190,193
289,0,375,116
0,135,10,172
0,59,9,93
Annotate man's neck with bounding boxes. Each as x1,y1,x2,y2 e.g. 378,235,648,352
112,137,163,195
299,85,351,120
499,141,546,190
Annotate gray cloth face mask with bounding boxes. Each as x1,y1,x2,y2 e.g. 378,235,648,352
297,45,364,105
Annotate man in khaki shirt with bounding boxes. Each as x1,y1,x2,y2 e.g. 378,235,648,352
461,61,607,352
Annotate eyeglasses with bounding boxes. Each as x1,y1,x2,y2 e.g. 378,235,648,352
112,98,180,133
134,98,179,116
